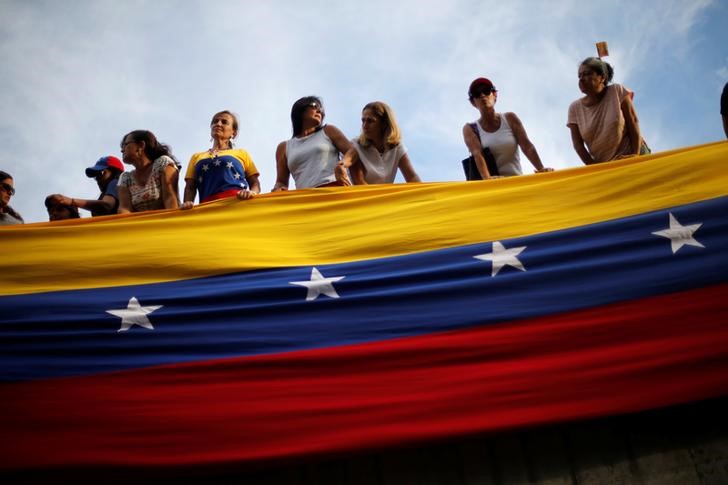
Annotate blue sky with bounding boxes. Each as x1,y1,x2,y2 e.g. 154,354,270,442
1,0,727,223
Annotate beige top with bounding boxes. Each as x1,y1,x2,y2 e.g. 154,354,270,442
352,139,407,184
567,84,633,163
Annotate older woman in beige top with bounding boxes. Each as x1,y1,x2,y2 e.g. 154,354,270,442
567,57,648,164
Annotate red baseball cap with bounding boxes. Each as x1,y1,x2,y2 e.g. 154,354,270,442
468,78,497,98
85,156,124,178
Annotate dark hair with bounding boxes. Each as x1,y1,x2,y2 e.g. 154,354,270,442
120,130,178,165
44,195,80,219
211,110,239,149
0,170,23,222
290,96,325,136
580,57,614,84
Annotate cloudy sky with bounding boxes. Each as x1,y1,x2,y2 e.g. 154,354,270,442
2,0,726,223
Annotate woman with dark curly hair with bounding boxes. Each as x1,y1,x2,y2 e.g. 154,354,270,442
117,130,180,213
567,57,649,164
272,96,352,191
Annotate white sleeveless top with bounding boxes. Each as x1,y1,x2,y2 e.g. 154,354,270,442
286,128,340,189
352,139,407,184
475,113,522,176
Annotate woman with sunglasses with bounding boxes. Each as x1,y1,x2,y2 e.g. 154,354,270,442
340,101,421,185
273,96,353,191
117,130,180,213
0,170,24,225
463,77,551,179
567,57,649,164
181,110,260,209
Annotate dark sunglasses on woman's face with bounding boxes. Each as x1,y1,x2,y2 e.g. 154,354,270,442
0,182,15,196
471,88,496,98
307,102,323,112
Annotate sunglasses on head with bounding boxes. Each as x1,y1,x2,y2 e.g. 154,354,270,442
1,182,15,196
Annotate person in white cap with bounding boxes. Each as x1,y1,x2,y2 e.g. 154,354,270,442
46,156,124,217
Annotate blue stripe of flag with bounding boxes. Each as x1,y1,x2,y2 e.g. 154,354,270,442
2,196,726,381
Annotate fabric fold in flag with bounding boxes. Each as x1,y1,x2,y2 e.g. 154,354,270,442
1,141,728,471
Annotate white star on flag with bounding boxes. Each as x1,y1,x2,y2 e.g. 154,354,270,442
213,159,221,167
290,267,345,301
202,164,209,171
652,213,704,254
106,297,163,333
233,172,241,179
226,161,234,169
474,241,527,276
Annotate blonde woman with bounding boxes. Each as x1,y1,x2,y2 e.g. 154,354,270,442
341,101,420,184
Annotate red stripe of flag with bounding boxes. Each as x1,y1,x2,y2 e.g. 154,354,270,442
2,283,727,470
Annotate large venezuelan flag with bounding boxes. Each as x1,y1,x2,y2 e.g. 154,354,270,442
2,142,728,472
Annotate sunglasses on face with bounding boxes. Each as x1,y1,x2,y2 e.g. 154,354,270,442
471,88,496,98
307,102,323,112
1,182,15,196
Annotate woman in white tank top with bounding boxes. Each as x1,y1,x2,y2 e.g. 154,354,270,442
340,101,421,185
462,77,552,179
273,96,353,191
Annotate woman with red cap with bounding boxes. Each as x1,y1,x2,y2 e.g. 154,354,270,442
567,57,649,164
463,77,551,179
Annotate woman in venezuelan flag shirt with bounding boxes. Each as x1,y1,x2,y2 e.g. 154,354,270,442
181,110,260,209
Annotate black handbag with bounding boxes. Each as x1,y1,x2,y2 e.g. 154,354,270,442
461,123,499,180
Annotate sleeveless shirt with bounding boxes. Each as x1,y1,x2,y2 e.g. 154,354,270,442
286,128,340,189
475,113,522,176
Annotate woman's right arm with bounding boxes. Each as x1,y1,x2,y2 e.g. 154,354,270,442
568,124,596,165
181,179,197,210
462,123,491,178
117,184,132,214
272,141,290,191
